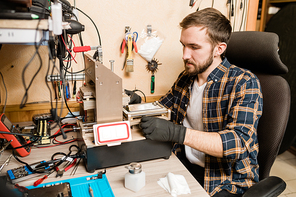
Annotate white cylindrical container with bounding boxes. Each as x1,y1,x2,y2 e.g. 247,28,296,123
124,162,145,192
51,2,62,35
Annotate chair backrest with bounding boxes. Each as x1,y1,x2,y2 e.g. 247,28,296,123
225,31,291,180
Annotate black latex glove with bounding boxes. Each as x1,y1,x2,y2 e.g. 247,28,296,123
140,116,187,144
124,89,142,104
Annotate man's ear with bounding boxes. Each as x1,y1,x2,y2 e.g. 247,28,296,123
214,42,227,57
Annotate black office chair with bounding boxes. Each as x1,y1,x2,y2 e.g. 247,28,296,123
225,31,290,197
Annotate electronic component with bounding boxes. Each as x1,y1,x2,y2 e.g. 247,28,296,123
123,101,171,126
37,119,50,145
24,182,72,197
32,113,52,144
65,19,85,34
7,161,49,184
32,113,52,125
0,113,31,157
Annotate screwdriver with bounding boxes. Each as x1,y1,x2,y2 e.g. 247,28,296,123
89,184,94,197
73,46,98,53
0,140,12,156
0,154,12,172
33,170,54,186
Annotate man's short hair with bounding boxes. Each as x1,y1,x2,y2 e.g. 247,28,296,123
180,8,232,47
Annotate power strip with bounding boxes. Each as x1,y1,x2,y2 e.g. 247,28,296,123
0,29,47,44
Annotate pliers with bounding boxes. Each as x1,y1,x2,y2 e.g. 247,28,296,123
121,31,138,70
56,158,77,178
121,32,138,54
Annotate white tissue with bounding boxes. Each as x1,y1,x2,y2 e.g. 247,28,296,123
157,172,191,197
138,37,164,62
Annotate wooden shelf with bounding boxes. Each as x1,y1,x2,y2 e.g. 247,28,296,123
270,0,296,3
259,0,296,31
0,101,80,122
0,19,48,30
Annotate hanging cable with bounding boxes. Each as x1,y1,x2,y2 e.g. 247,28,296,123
75,7,102,47
239,0,247,31
0,72,7,113
46,49,54,109
20,20,44,109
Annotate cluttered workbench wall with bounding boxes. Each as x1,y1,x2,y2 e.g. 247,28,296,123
0,0,254,122
73,0,248,95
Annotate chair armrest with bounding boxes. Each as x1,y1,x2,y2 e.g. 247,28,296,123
243,176,286,197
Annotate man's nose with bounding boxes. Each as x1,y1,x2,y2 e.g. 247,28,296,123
182,47,191,60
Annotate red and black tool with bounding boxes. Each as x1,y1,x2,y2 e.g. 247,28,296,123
0,113,31,157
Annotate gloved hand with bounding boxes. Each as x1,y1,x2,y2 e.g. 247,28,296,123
124,89,142,104
140,116,187,144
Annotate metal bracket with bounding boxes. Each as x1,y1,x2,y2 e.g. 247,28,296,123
47,73,85,82
147,25,152,37
125,26,131,33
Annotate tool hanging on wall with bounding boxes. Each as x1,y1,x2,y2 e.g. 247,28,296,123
138,25,164,63
121,26,138,72
146,58,161,94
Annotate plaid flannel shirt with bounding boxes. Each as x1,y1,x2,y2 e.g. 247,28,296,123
159,58,263,196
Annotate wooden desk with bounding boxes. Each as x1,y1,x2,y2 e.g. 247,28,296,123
0,141,209,196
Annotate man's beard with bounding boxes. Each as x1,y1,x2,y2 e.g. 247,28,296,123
184,52,214,76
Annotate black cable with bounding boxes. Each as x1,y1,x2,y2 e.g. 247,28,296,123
12,145,80,174
196,0,204,11
34,141,72,148
46,41,64,132
50,57,59,107
20,20,44,109
48,129,74,139
62,35,73,69
67,144,80,155
0,72,7,114
52,138,78,145
48,58,63,132
51,152,67,160
57,108,67,139
75,7,102,46
12,137,41,149
12,150,35,172
133,89,146,102
0,131,39,138
231,0,236,30
56,38,65,119
46,52,53,109
63,94,77,117
62,70,77,118
20,44,43,109
13,150,67,174
32,1,51,14
65,68,85,74
58,44,77,120
58,34,77,118
71,10,86,69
